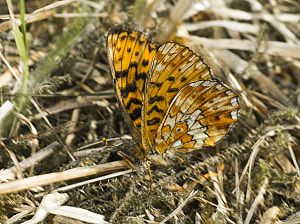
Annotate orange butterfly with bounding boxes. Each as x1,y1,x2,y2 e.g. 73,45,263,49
107,25,240,155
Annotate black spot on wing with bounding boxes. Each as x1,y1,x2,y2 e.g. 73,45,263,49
147,117,161,126
167,88,179,93
120,34,127,41
135,72,147,81
120,83,137,98
138,39,145,44
180,76,187,82
142,59,149,67
148,96,165,104
150,81,162,87
129,107,141,121
148,44,157,52
129,34,135,41
167,76,175,81
125,98,143,110
130,62,138,68
115,70,128,79
147,105,164,115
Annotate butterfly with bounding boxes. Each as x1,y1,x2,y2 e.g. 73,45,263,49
106,25,240,155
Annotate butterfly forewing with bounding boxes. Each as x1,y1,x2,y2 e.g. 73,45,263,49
107,25,158,141
154,80,240,154
142,42,213,152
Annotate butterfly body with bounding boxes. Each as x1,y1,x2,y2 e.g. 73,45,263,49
106,25,240,156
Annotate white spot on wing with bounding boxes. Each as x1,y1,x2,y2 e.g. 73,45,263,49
162,132,168,141
226,90,233,95
172,140,182,148
155,63,165,72
202,80,212,87
214,135,223,142
215,84,224,90
181,99,193,113
189,54,196,61
231,110,239,120
161,43,173,54
194,139,204,148
191,109,202,120
231,97,238,106
179,61,193,70
169,44,180,54
189,81,203,87
180,114,190,121
107,48,114,59
164,115,176,132
181,48,190,56
187,109,202,128
190,122,205,131
187,129,208,140
196,61,204,69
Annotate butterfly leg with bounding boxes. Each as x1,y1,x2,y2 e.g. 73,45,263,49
144,159,154,207
117,151,137,170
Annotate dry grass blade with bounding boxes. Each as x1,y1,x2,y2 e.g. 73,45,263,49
185,20,259,34
244,178,269,224
0,10,55,33
189,37,300,59
0,160,130,194
159,190,198,224
0,142,59,182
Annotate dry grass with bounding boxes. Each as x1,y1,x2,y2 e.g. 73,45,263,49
0,0,300,223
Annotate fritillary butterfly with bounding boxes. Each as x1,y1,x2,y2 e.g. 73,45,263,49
106,25,240,155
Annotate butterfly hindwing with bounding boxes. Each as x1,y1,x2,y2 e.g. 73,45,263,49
142,42,213,152
154,80,240,153
107,25,158,141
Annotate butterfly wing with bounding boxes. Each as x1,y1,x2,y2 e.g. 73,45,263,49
107,25,158,142
141,42,213,152
154,80,240,154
